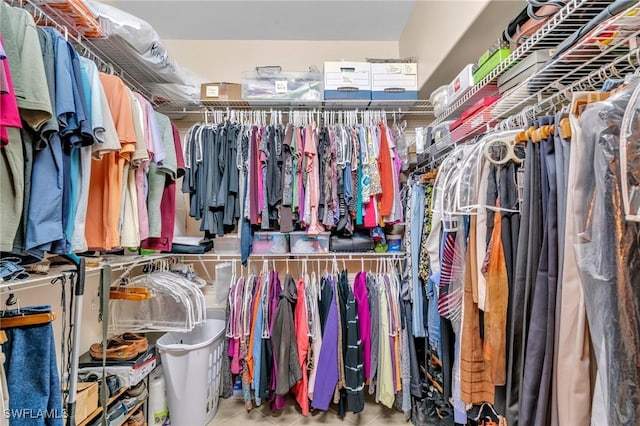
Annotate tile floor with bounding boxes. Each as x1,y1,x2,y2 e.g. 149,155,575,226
208,395,408,426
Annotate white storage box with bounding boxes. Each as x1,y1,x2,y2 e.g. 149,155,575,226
371,63,418,100
242,67,322,101
324,61,371,100
157,320,226,426
253,232,289,254
290,232,330,254
447,64,476,105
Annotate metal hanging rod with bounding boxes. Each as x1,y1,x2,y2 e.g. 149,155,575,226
178,253,406,262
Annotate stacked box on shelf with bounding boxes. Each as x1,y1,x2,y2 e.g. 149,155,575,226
450,97,500,143
430,85,449,117
324,61,371,100
200,82,242,101
370,62,418,100
473,48,511,84
447,64,477,106
497,49,554,94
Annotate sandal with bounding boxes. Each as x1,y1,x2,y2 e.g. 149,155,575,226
117,333,149,354
90,338,138,361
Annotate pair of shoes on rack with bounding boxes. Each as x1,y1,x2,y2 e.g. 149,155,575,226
120,382,148,413
104,401,126,426
125,409,145,426
78,372,121,404
90,333,148,361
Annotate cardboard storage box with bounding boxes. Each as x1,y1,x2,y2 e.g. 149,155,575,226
324,61,371,100
370,62,418,100
76,382,99,424
200,82,242,101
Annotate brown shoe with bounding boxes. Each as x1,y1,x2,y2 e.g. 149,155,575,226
89,339,138,361
117,333,149,354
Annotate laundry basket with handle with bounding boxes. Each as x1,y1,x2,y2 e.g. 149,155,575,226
156,319,225,425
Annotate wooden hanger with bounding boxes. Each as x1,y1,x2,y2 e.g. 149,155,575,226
0,293,57,329
559,118,572,139
0,300,57,329
109,286,152,301
421,167,439,182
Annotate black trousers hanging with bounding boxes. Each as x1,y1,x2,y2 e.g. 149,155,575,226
506,135,543,426
520,116,559,426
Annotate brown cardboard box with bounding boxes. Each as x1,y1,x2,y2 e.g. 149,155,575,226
76,382,99,424
200,82,242,101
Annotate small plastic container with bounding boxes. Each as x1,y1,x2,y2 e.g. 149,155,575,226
387,235,402,252
430,85,449,117
252,232,289,254
290,232,330,254
213,237,240,254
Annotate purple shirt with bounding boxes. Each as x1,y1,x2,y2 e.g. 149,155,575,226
311,278,339,411
353,272,372,380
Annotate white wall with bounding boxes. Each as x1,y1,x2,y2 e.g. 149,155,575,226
399,0,490,90
163,39,400,83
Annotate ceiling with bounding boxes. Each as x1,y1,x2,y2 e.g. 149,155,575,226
108,0,416,41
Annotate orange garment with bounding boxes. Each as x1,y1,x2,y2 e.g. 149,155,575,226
85,74,136,249
246,274,263,384
377,123,394,216
291,278,310,415
461,216,495,404
483,211,508,385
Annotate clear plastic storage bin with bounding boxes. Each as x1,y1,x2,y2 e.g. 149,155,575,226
290,232,330,254
242,67,322,101
213,236,240,254
252,232,289,254
156,319,226,426
430,85,449,117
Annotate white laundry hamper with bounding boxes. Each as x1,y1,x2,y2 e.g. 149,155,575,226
157,319,226,425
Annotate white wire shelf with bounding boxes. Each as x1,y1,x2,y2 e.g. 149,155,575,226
157,99,434,116
491,4,640,120
15,0,156,102
0,254,173,293
429,0,616,127
179,252,406,262
0,251,405,293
